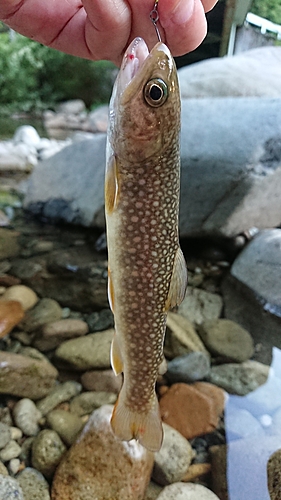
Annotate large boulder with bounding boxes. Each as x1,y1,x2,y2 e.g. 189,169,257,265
178,47,281,98
24,98,281,238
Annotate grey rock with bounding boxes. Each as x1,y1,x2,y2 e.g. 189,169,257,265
198,319,254,362
0,229,20,260
24,98,281,239
0,351,58,400
222,229,281,365
178,47,281,98
209,360,270,396
0,423,11,450
31,429,66,479
177,287,223,326
55,328,113,370
17,467,50,500
165,312,208,359
144,482,163,500
32,318,89,351
152,423,193,485
69,391,117,416
0,475,24,500
56,99,86,115
81,369,122,393
0,463,8,476
0,440,21,462
8,458,21,475
13,125,41,147
86,308,114,332
156,482,220,499
46,410,84,446
166,352,211,383
36,381,82,416
19,298,62,333
13,398,42,436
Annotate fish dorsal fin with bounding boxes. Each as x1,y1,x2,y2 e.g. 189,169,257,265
165,247,188,310
111,333,124,375
105,155,119,214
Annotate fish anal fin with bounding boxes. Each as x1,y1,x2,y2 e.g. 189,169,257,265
105,155,119,214
165,247,188,310
111,387,163,452
110,333,123,376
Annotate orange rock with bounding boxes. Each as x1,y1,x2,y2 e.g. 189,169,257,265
0,300,24,339
193,382,226,417
182,462,211,482
159,383,219,439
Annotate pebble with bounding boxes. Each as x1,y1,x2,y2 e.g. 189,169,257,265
0,285,38,311
165,312,208,359
13,398,42,436
209,360,270,395
86,308,114,332
182,462,211,482
156,482,220,499
32,318,89,351
8,458,21,475
81,369,122,393
0,228,20,260
36,381,82,416
193,382,226,417
267,449,281,500
177,287,223,325
0,300,24,339
31,429,67,479
51,405,154,500
166,352,211,383
10,427,23,441
46,409,84,446
0,462,8,475
17,467,51,500
152,423,194,485
55,329,113,370
19,436,34,463
69,391,117,416
198,319,254,362
19,298,62,333
159,383,221,440
0,440,22,462
0,351,58,400
144,482,164,500
0,422,11,449
0,475,24,500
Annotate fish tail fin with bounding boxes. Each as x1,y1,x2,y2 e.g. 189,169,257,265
110,386,163,452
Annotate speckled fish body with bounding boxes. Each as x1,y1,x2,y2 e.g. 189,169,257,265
105,37,187,452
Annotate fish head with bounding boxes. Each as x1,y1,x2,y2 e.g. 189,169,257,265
108,37,180,163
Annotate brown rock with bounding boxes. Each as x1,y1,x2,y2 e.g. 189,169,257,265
193,382,226,416
182,462,211,482
0,300,24,339
0,351,58,400
81,369,122,393
267,448,281,500
19,298,62,333
51,405,154,500
159,383,219,439
33,319,89,351
0,285,38,312
0,229,20,260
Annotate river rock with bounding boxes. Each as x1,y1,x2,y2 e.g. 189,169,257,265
1,285,38,311
198,319,254,362
208,360,270,396
81,369,122,393
0,229,20,259
13,125,41,147
166,352,211,383
0,300,24,339
55,329,113,370
144,482,163,499
177,288,223,326
36,381,82,416
46,410,84,446
178,47,281,99
24,98,281,239
0,351,58,399
222,229,281,365
152,423,193,485
17,467,51,500
0,440,21,462
51,405,154,500
156,482,220,499
32,318,89,351
19,298,62,333
56,100,86,115
267,449,281,500
165,312,209,358
0,475,24,500
0,422,11,449
32,429,67,479
69,391,117,416
13,398,42,436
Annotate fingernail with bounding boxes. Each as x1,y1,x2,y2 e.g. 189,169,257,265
161,0,195,27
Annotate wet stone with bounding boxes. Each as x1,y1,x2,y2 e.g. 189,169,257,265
0,475,24,500
17,467,51,500
0,423,11,449
69,391,117,416
86,308,114,331
81,369,122,393
0,228,20,260
13,398,42,436
0,285,38,311
209,360,270,396
165,312,209,359
156,482,220,499
0,440,22,462
36,381,82,416
32,318,89,351
267,449,281,500
19,298,62,333
166,351,211,384
31,429,67,479
144,482,164,500
46,409,84,446
177,287,223,325
0,300,24,339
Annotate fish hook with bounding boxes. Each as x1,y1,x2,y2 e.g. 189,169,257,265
150,0,162,43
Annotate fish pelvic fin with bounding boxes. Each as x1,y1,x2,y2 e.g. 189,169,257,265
110,386,163,452
165,246,188,310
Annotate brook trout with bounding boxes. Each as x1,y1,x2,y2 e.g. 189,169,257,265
105,37,187,452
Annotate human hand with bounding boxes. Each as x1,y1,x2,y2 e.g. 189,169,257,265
0,0,218,66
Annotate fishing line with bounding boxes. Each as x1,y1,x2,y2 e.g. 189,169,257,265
150,0,162,42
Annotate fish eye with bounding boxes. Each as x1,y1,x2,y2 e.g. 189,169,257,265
143,78,168,107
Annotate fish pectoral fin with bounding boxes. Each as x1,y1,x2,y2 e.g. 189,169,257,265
111,386,163,452
165,246,188,310
105,155,119,214
110,333,124,376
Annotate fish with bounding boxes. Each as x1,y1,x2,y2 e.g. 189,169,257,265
105,37,188,452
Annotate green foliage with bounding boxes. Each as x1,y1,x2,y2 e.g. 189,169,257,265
251,0,281,25
0,33,116,112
